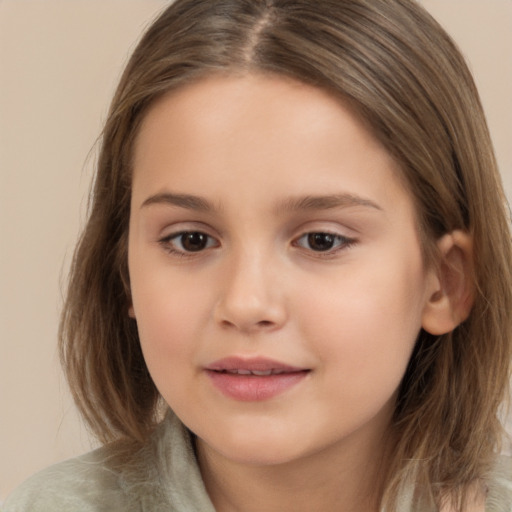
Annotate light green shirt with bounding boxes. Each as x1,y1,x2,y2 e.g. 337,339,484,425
4,411,512,511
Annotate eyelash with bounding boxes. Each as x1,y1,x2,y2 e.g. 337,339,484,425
158,230,356,258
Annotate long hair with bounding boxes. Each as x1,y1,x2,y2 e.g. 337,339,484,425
60,0,512,509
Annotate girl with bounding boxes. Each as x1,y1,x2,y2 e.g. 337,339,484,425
5,0,512,510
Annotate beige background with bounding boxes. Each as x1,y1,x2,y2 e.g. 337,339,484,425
1,0,511,501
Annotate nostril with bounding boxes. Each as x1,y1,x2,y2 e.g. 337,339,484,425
219,318,276,331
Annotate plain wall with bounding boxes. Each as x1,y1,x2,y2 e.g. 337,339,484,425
1,0,511,501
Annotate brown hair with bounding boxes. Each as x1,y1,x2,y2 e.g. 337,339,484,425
60,0,512,509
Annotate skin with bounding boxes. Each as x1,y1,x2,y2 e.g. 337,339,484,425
128,73,447,511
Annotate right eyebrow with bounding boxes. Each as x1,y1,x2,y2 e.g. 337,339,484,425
140,192,215,212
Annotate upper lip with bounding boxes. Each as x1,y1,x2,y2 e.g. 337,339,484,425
205,356,307,374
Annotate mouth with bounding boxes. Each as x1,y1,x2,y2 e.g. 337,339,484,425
214,368,297,376
204,357,310,401
206,356,306,373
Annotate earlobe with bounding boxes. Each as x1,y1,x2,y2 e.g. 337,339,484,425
129,305,136,318
421,231,474,335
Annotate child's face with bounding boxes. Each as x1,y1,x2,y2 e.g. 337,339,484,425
128,74,438,467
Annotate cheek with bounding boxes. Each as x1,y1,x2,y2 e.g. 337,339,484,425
130,271,213,376
297,256,426,393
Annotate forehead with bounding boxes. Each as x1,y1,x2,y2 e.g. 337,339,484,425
131,73,414,217
134,72,386,158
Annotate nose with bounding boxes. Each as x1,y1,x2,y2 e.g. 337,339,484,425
214,250,287,333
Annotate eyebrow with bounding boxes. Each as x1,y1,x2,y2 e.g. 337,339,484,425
141,193,214,211
140,192,382,213
276,193,382,213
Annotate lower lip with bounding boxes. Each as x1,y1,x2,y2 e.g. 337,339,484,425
205,370,308,401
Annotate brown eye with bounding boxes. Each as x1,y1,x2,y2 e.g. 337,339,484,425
161,231,218,254
294,232,354,253
180,232,210,252
307,233,336,251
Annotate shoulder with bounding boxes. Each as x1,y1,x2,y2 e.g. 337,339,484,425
486,454,512,512
3,447,131,512
3,412,214,512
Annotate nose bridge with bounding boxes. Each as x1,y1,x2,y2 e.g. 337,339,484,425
215,241,286,332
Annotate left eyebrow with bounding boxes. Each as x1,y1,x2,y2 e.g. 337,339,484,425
276,193,382,213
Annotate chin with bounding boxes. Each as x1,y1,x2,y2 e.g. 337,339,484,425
210,439,306,467
196,419,339,469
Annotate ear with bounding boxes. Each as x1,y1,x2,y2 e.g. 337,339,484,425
421,231,474,335
128,305,136,318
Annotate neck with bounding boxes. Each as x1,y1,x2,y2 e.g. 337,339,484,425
196,429,390,512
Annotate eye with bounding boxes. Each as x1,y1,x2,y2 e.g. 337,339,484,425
294,232,354,253
160,231,219,254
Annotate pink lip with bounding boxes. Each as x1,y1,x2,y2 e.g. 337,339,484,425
204,357,309,402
